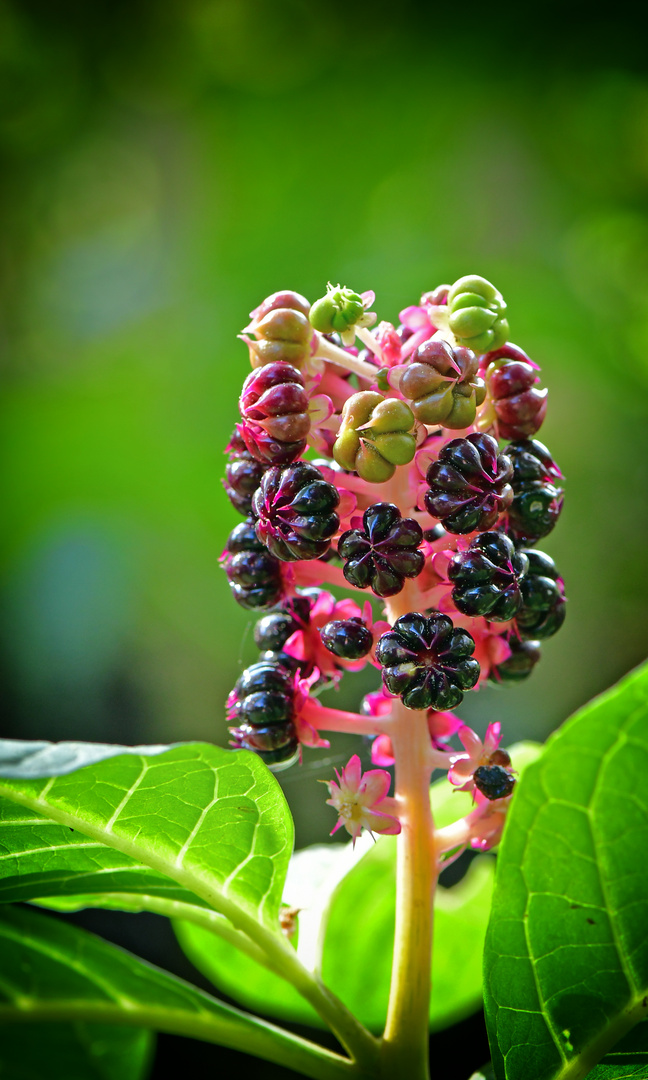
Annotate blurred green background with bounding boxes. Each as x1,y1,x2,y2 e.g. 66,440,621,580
2,0,648,852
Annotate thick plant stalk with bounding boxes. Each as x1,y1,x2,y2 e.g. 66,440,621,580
380,579,437,1079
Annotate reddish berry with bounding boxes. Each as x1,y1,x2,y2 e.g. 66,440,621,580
238,363,310,465
223,428,267,516
483,344,548,440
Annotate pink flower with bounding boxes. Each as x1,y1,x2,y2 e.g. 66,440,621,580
448,722,504,793
325,755,401,844
283,593,389,681
466,790,512,851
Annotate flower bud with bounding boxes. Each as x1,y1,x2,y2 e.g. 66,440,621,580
447,275,509,353
399,338,486,429
310,284,366,334
333,391,417,483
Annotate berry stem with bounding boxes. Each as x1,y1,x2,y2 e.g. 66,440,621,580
293,560,358,592
301,700,390,737
354,326,384,363
379,577,436,1080
314,335,380,382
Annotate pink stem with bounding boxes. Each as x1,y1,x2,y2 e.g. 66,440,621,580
292,560,359,593
301,699,388,737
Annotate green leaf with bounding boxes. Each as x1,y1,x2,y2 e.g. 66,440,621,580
484,663,648,1080
0,1021,153,1080
176,744,540,1034
0,739,293,931
0,904,353,1080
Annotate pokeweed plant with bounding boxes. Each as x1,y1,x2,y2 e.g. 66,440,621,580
0,277,646,1080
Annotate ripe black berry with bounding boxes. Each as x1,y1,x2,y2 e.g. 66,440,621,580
223,428,267,516
222,520,284,610
473,764,515,800
338,503,424,598
489,635,541,683
505,438,564,543
376,612,480,711
252,462,340,561
320,618,373,660
228,660,299,771
448,532,529,622
516,550,566,640
425,433,513,535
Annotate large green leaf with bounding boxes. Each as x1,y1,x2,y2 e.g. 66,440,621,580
0,1021,153,1080
0,739,293,930
484,662,648,1080
0,904,353,1080
176,743,541,1034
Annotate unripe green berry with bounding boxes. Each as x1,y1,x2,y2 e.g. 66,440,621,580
333,391,416,483
309,284,366,334
447,274,509,354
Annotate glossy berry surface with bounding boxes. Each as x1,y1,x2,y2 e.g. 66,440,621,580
474,764,516,800
238,363,310,465
505,438,564,543
338,503,424,598
516,550,566,640
223,428,266,516
376,611,479,710
425,433,513,535
222,520,284,610
448,531,529,621
227,660,299,770
490,635,541,683
320,618,373,660
253,462,340,561
483,343,548,441
400,338,484,429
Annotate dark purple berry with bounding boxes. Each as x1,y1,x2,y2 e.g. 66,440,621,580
490,636,541,683
448,532,529,622
473,764,515,800
425,433,513,535
223,428,267,516
376,612,480,711
222,520,284,610
320,618,373,660
505,439,564,543
338,503,424,598
252,462,340,561
230,724,299,770
254,612,299,653
516,550,566,640
228,660,299,771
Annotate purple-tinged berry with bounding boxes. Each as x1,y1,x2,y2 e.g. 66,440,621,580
376,612,479,711
252,462,340,562
490,635,541,683
320,618,373,660
239,363,310,466
473,764,516,800
399,339,485,429
448,531,529,621
425,433,513,535
516,550,566,640
223,428,267,516
482,343,548,441
338,503,424,598
505,438,564,543
222,520,284,610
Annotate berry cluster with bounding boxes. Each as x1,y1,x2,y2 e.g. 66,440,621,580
222,275,567,792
